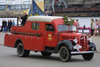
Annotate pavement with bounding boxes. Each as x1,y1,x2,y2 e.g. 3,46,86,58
0,32,6,45
0,45,100,67
0,32,100,52
0,32,100,67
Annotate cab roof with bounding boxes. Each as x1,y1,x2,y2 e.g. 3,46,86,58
27,16,63,22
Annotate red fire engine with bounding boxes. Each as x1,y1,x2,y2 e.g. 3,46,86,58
4,16,96,62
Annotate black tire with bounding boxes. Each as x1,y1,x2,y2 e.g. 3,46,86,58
41,52,52,56
59,46,71,62
82,53,94,60
17,43,30,57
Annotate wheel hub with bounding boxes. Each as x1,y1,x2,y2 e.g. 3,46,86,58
18,45,23,55
61,49,67,59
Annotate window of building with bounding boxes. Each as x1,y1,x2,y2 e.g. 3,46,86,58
32,23,39,30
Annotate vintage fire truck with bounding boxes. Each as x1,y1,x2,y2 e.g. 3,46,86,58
4,16,96,62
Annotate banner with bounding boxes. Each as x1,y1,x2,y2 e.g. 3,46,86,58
29,0,46,16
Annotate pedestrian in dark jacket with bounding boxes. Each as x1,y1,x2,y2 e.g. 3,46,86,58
45,9,49,16
19,11,28,26
0,20,4,32
0,20,7,32
7,20,12,32
49,10,53,16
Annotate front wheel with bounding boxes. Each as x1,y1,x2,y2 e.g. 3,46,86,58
82,53,94,60
17,43,30,57
59,46,71,62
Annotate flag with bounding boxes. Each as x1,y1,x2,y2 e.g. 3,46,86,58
29,0,46,16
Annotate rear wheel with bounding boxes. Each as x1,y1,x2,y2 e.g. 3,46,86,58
59,46,71,62
17,43,30,57
41,52,52,56
82,53,94,60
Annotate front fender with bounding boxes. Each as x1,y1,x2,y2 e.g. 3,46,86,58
89,42,96,51
54,40,73,53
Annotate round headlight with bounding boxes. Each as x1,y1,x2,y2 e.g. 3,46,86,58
73,37,78,43
88,38,93,42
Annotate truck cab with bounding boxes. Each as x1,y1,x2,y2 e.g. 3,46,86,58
4,16,96,62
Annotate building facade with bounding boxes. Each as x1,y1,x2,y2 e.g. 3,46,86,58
0,0,100,17
44,0,100,8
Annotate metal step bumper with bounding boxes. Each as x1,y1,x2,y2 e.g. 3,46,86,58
71,51,97,55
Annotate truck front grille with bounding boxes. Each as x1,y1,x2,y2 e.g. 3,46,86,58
79,35,87,51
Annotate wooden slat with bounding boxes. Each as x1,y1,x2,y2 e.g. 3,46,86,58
11,31,41,37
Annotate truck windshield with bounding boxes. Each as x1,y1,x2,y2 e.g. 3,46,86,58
69,25,77,31
58,25,77,32
58,25,68,31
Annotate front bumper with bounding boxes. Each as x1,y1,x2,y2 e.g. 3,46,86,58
71,50,97,55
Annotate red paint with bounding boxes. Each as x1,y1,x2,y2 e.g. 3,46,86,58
4,17,89,51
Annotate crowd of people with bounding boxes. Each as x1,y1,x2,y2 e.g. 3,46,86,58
90,19,100,36
0,10,28,32
45,9,53,16
75,19,100,36
0,20,15,32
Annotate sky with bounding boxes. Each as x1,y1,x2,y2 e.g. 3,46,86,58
0,0,44,4
0,0,32,4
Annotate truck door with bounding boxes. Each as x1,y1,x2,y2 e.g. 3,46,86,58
44,24,58,47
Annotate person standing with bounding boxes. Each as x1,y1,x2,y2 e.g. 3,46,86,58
12,20,15,26
98,19,100,36
4,20,7,32
90,19,95,36
0,20,7,32
45,9,49,16
0,20,4,32
93,19,98,36
7,20,12,32
76,19,80,29
49,10,53,16
19,11,28,26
